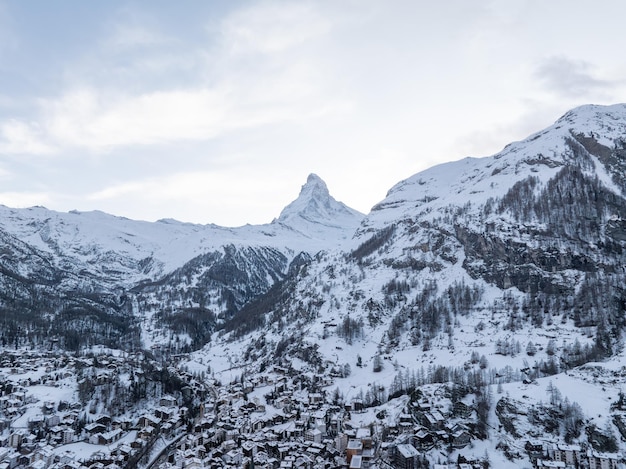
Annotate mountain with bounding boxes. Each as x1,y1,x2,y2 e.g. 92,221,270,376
0,174,363,286
194,103,626,428
0,174,363,351
274,173,364,238
4,103,626,465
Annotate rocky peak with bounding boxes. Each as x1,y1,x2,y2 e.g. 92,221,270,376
276,174,364,232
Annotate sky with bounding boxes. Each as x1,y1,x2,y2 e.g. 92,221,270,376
1,0,626,226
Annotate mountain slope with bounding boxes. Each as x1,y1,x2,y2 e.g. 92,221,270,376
0,174,363,350
0,173,363,287
203,103,626,391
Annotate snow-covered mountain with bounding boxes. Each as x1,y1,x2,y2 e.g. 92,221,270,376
3,103,626,466
274,173,364,238
0,174,363,286
197,102,626,413
0,174,363,350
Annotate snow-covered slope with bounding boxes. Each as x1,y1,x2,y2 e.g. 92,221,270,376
364,103,626,230
0,174,363,286
201,102,626,406
4,103,626,465
170,103,626,466
0,174,364,351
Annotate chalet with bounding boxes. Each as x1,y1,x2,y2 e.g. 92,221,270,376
451,428,471,448
101,429,123,445
155,406,174,420
418,410,445,430
394,443,420,469
111,419,131,431
137,414,161,429
85,423,107,436
308,393,324,405
137,426,155,441
96,415,112,427
160,396,177,408
113,445,132,462
48,425,65,444
452,401,472,418
526,440,546,461
413,428,435,450
433,430,448,443
414,400,432,412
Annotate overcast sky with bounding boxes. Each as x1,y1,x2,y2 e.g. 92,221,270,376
1,1,625,226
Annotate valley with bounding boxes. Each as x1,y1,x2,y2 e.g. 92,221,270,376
2,104,626,468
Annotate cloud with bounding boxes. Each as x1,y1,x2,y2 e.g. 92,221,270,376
0,191,52,208
89,169,289,203
104,23,172,51
34,75,345,151
0,2,345,155
219,2,331,55
86,169,296,225
0,119,54,155
535,56,610,98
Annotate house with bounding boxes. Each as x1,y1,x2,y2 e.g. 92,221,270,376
137,414,161,429
394,444,420,469
305,428,322,444
349,454,363,469
85,423,107,436
99,429,123,445
452,401,472,418
160,396,177,408
413,428,435,450
451,429,471,448
526,440,545,460
346,439,362,464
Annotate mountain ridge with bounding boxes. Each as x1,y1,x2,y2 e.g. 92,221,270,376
201,102,626,382
3,103,626,466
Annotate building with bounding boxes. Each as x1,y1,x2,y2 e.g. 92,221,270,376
394,443,420,469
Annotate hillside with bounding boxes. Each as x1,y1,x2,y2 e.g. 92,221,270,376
185,103,626,465
0,174,364,351
2,103,626,467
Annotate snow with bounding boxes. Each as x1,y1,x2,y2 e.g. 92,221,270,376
0,173,365,286
3,103,626,467
362,103,626,239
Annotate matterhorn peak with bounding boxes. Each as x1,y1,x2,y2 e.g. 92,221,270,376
298,173,331,201
274,173,364,238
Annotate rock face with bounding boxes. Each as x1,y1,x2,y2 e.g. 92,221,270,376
275,173,364,238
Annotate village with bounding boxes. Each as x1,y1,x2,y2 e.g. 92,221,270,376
0,349,624,469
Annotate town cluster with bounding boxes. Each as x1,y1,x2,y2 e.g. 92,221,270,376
0,350,624,469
